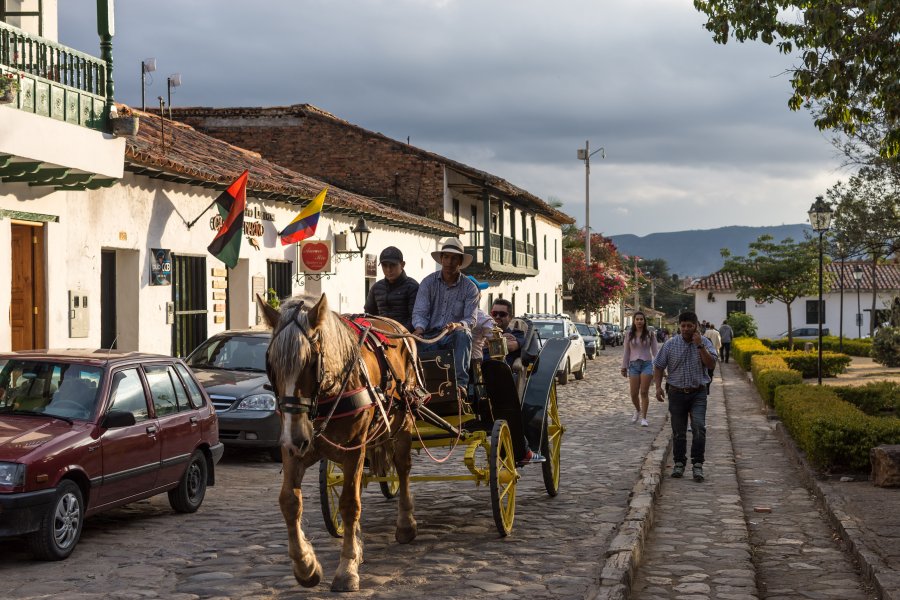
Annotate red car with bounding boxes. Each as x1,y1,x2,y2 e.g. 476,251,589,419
0,350,224,560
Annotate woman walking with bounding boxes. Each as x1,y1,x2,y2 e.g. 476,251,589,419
620,312,659,426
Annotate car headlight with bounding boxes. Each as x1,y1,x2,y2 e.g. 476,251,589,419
0,462,25,487
236,394,277,411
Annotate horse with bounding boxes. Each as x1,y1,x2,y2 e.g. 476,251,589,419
257,293,419,592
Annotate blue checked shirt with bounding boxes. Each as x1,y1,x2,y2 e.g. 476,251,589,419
653,334,718,387
412,271,479,332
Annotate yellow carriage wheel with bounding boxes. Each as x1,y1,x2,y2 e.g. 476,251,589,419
489,420,518,536
541,381,563,497
318,459,344,538
379,461,400,499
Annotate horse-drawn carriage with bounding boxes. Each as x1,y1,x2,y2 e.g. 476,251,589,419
319,316,569,537
257,295,569,591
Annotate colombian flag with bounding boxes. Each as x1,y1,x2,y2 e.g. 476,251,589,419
207,170,248,269
280,187,327,245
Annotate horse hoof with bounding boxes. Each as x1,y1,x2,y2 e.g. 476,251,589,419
331,573,360,592
295,562,324,588
395,525,417,544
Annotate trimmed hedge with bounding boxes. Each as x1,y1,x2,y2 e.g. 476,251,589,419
774,384,900,470
776,351,853,378
761,335,872,357
733,337,770,371
831,381,900,416
757,369,804,405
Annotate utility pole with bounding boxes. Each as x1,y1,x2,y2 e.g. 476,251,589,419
633,256,640,313
650,279,655,310
576,141,605,267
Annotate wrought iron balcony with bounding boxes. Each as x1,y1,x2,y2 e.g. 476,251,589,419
464,230,538,279
0,21,108,130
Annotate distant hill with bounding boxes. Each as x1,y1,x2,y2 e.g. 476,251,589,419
610,224,812,277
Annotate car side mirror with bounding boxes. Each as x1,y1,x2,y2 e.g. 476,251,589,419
569,333,579,340
101,410,137,429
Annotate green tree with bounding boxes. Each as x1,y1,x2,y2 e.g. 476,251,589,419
827,167,900,335
725,311,758,338
693,1,900,158
636,258,694,318
721,235,824,347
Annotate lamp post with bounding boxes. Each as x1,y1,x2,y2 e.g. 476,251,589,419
853,264,863,338
808,196,833,385
576,141,605,267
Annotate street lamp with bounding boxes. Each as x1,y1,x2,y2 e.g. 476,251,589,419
808,196,833,385
567,277,575,292
853,264,863,338
576,141,605,267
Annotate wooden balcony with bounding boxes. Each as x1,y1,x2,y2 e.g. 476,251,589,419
463,230,538,279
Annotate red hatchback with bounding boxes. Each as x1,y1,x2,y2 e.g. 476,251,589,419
0,350,223,560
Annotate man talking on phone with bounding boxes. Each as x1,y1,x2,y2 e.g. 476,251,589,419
652,311,717,482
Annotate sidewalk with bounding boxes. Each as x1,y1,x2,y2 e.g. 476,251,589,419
609,360,897,599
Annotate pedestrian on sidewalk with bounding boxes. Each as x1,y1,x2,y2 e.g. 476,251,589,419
653,310,718,482
719,319,734,363
620,311,658,427
703,323,722,394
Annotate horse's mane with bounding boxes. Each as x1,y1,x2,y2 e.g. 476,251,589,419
270,296,358,394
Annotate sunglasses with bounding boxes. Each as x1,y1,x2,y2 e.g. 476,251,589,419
490,310,508,318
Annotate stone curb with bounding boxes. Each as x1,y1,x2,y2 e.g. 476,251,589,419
584,417,672,600
741,367,897,600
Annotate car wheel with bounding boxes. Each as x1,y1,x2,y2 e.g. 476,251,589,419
168,450,208,513
574,357,586,380
557,359,570,385
28,479,84,561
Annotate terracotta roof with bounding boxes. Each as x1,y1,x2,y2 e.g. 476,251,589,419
688,262,900,293
120,107,461,236
165,104,576,226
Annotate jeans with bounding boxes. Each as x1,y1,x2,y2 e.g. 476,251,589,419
721,342,731,363
669,390,707,465
627,359,654,377
418,328,472,389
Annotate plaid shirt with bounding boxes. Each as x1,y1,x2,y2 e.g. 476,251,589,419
653,334,717,388
411,271,479,332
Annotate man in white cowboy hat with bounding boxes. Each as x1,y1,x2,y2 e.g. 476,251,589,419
412,237,480,395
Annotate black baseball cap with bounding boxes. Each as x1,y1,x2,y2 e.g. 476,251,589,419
379,246,404,264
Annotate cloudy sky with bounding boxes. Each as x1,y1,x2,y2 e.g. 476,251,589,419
60,0,850,236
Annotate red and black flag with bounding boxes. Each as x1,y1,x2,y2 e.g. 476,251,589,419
207,170,248,269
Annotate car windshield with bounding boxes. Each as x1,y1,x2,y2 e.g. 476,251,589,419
575,323,592,336
534,322,565,338
0,359,103,421
185,335,268,371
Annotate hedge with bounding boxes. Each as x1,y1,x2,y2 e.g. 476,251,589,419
733,337,769,371
774,384,900,470
831,381,900,416
756,369,804,406
776,351,853,378
761,335,872,358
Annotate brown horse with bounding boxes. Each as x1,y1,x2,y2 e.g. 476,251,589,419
258,293,418,592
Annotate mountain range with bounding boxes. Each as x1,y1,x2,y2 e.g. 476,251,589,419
609,224,813,277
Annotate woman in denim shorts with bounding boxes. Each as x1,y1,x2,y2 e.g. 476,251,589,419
620,312,659,426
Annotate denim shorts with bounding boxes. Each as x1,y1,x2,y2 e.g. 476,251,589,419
627,359,653,376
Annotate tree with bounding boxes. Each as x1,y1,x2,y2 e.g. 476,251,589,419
827,167,900,335
725,311,758,338
636,258,694,317
721,235,824,347
693,1,900,158
561,230,628,318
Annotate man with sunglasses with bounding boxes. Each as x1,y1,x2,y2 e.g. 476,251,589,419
488,298,525,367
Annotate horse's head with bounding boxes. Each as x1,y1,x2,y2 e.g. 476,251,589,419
258,293,332,458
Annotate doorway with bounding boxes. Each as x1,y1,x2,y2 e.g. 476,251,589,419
171,254,207,357
101,250,117,349
10,223,46,350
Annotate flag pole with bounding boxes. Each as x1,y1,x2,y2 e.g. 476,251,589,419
186,196,221,229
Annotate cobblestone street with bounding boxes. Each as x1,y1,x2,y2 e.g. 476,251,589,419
4,347,663,599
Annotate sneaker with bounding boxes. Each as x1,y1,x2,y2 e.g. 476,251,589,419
631,410,640,423
671,462,685,478
692,463,704,482
518,449,546,466
640,418,649,427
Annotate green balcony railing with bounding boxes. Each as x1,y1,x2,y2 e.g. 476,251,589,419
0,21,107,130
464,230,537,272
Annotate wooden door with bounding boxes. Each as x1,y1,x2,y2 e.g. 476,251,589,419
10,223,46,350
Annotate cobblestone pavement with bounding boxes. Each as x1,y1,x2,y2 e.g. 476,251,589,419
3,347,666,600
630,363,879,600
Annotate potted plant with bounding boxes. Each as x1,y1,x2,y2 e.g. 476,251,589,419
0,72,21,104
109,104,140,136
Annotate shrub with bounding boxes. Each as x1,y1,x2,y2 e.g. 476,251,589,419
732,337,770,371
832,382,900,416
777,351,852,378
750,354,789,382
821,336,872,358
756,369,803,405
774,384,900,470
871,325,900,367
726,312,757,338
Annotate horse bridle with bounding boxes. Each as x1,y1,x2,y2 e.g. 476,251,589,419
267,308,326,418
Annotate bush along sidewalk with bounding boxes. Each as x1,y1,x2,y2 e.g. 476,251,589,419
762,335,873,357
831,382,900,417
749,354,802,406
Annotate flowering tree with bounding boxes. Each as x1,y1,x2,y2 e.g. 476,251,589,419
563,231,629,315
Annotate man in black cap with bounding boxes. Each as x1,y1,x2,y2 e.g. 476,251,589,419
364,246,419,332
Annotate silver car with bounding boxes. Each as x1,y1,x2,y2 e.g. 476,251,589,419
525,314,588,385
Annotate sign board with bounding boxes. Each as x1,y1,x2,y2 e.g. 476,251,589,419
150,248,172,286
365,253,377,278
297,239,333,274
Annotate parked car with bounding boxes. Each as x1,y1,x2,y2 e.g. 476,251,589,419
600,322,620,347
0,350,223,560
523,313,588,384
574,322,599,359
184,330,281,461
774,327,830,339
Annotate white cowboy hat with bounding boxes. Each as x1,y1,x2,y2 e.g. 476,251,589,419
431,237,474,269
